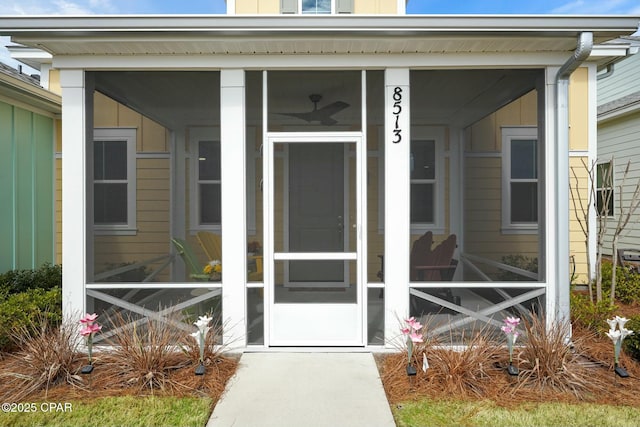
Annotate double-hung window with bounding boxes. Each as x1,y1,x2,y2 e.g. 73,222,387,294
501,127,538,233
191,128,221,230
93,128,137,235
410,127,445,234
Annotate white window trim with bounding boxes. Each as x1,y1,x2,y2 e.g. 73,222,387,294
501,126,538,234
190,127,221,233
411,126,445,235
93,128,137,236
596,159,615,218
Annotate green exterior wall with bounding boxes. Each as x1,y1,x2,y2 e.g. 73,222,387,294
0,100,54,272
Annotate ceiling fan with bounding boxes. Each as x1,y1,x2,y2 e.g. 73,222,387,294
278,94,349,126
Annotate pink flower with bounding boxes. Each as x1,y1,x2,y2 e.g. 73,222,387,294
80,323,102,337
501,325,513,334
80,313,99,324
504,317,520,327
401,327,410,335
409,331,423,343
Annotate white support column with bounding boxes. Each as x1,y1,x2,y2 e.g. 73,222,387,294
544,66,559,325
220,69,247,349
384,68,410,347
60,69,91,319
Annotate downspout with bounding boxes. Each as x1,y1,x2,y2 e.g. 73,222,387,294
555,32,593,332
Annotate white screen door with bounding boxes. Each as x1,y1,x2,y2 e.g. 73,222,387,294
265,134,364,346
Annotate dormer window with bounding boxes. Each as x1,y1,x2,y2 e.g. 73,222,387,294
302,0,331,14
281,0,353,14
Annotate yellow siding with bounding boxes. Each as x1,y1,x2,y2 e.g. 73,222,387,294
464,92,539,271
48,69,61,95
91,92,173,282
569,68,589,151
468,90,538,153
236,0,279,14
355,0,398,14
569,156,590,284
235,0,399,14
567,67,591,283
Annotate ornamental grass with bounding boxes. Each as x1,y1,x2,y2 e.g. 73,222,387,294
379,310,640,407
0,315,83,402
0,310,237,403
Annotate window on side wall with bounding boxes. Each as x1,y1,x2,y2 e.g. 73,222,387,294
191,128,221,231
501,127,538,233
597,160,614,217
410,127,445,234
93,128,137,235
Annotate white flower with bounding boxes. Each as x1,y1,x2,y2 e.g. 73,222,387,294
620,328,634,339
606,318,618,331
606,329,621,343
616,316,630,330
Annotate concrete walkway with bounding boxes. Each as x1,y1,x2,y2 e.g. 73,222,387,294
207,352,396,427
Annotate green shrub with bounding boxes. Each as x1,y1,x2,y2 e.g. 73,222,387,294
0,263,62,295
600,262,640,304
570,292,617,332
497,255,538,281
0,287,62,352
623,315,640,361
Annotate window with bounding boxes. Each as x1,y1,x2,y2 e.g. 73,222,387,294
281,0,352,14
410,128,444,234
191,128,221,230
93,128,136,234
302,0,331,13
597,161,614,217
502,127,538,233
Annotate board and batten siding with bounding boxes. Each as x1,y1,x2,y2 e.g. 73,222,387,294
0,100,55,271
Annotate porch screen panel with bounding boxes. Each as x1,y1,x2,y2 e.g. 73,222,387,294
246,71,264,284
267,71,361,132
89,71,221,284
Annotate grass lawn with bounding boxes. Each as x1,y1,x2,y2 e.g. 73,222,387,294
0,396,212,427
392,399,640,427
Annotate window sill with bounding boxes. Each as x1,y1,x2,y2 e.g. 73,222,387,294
411,225,445,235
501,226,538,235
94,227,138,236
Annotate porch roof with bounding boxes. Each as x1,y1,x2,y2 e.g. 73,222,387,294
0,15,638,61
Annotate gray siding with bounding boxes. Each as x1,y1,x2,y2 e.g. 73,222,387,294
598,111,640,254
598,53,640,105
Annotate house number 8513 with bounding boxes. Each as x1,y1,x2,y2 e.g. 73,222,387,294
392,87,403,144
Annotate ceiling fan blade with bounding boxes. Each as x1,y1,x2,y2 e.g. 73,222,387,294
316,101,350,117
277,100,350,125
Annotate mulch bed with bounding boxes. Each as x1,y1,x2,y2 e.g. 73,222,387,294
378,325,640,407
0,352,238,403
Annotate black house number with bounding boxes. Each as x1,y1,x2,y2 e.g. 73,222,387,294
392,87,403,144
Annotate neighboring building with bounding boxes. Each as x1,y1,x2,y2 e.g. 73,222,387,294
1,1,638,349
597,37,640,257
0,62,60,272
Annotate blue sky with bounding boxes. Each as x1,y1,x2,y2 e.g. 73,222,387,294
1,0,640,15
1,0,640,72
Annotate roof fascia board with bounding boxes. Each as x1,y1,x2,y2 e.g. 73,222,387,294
51,51,572,70
0,73,61,114
0,15,638,37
